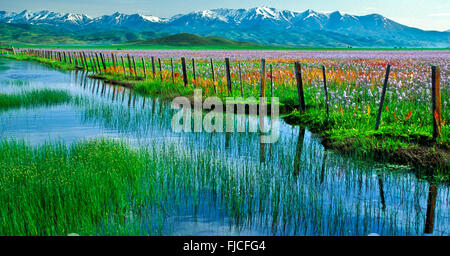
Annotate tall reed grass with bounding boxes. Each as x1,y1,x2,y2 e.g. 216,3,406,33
0,89,71,110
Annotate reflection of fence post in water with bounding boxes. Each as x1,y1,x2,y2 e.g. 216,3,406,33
319,151,327,184
101,81,105,95
152,98,156,115
112,86,116,102
293,127,305,176
83,72,88,90
128,91,132,107
96,80,100,94
91,78,97,93
259,135,265,163
377,173,386,210
424,183,437,234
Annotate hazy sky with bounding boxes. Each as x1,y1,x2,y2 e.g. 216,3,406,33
2,0,450,31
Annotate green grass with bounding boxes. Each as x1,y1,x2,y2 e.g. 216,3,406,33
4,54,78,70
0,137,447,236
0,139,154,235
5,53,449,170
126,33,262,47
0,89,72,110
0,23,83,45
285,107,448,169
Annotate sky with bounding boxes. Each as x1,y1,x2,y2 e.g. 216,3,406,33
2,0,450,31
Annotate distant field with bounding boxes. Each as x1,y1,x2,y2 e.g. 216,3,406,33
11,44,450,51
2,22,449,51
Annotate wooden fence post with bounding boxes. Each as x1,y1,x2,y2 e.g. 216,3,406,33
111,53,117,73
170,58,175,84
375,64,391,130
89,54,95,73
181,57,188,87
79,52,85,69
210,58,216,93
270,64,273,98
132,56,138,78
93,54,99,73
151,56,156,78
142,57,147,78
100,53,107,71
120,56,126,76
322,65,330,118
294,62,306,112
192,58,196,86
431,66,442,140
127,54,133,76
158,58,163,81
95,53,101,73
82,52,89,72
225,58,232,95
260,58,266,98
259,58,266,149
238,61,243,97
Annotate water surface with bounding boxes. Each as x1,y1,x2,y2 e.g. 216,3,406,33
0,57,448,236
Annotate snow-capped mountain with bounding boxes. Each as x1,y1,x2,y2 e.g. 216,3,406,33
1,7,449,47
0,10,91,29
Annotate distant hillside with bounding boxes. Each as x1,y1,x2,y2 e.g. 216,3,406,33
129,33,261,47
0,23,261,48
0,22,164,45
0,22,81,44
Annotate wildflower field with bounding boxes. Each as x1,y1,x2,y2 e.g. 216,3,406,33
5,49,449,169
0,52,448,236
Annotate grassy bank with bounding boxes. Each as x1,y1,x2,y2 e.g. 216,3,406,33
4,53,449,171
0,138,447,236
0,88,72,110
0,139,154,235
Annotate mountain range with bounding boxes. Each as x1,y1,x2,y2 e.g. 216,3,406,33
1,7,449,47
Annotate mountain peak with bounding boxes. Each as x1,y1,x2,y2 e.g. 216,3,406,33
0,7,448,47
